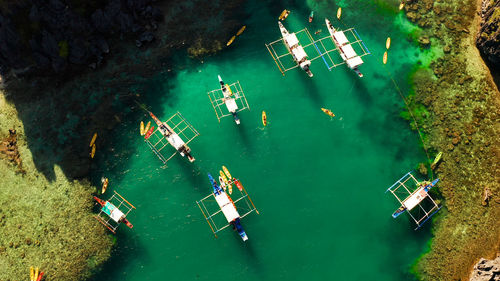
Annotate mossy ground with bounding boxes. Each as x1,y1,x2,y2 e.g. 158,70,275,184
402,0,500,279
0,94,113,281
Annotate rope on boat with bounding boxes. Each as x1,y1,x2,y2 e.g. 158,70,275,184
383,64,432,175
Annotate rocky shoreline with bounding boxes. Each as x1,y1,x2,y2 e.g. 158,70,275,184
402,0,500,280
0,0,245,280
0,93,113,281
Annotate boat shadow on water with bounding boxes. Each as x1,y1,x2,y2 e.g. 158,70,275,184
298,73,324,107
87,231,148,281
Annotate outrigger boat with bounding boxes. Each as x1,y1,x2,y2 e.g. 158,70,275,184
278,21,313,77
197,168,258,241
144,111,199,166
325,18,364,77
93,191,135,233
386,171,441,230
208,76,249,124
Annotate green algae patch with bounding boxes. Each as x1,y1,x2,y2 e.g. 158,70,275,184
0,93,113,281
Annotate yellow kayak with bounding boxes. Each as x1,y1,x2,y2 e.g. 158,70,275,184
227,35,236,46
236,25,246,36
140,121,145,135
220,170,228,185
279,9,290,20
399,2,405,10
225,84,233,95
34,267,39,281
222,165,232,179
383,51,388,64
262,111,267,126
337,7,342,19
431,152,443,169
89,133,97,147
101,177,109,194
144,121,151,135
30,266,34,281
90,144,96,158
386,37,391,49
321,108,335,117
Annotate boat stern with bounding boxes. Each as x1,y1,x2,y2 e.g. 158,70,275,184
232,112,241,125
300,61,313,77
233,218,248,241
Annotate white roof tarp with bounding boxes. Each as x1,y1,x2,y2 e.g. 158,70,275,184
284,33,299,47
215,193,240,222
225,98,238,113
167,134,185,150
403,188,428,210
341,44,357,59
333,31,349,46
292,46,307,61
346,56,363,68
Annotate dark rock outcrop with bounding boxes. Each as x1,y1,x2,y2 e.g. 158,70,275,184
476,0,500,65
0,0,163,76
470,254,500,281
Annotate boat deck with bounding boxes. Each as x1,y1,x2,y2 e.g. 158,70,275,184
207,81,250,122
197,184,258,238
145,112,199,167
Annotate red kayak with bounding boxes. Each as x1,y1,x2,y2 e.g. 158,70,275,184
234,179,244,192
144,126,155,139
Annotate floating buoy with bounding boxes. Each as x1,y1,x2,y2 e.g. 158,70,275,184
386,37,391,49
89,133,97,147
262,111,267,126
321,108,335,117
383,51,388,64
226,35,236,46
337,7,342,19
90,143,96,158
236,25,246,36
140,121,145,135
399,2,405,10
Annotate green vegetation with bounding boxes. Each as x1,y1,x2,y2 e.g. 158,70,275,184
58,41,69,58
0,94,113,281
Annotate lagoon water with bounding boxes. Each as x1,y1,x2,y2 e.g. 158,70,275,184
90,1,433,280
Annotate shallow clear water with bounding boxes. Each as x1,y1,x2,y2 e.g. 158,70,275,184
90,1,433,280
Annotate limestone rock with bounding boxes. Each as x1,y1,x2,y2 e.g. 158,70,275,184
469,255,500,281
476,0,500,64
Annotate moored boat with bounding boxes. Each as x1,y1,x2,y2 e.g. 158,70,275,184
325,18,364,77
279,21,313,77
218,75,241,124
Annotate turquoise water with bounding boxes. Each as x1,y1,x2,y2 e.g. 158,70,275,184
91,1,433,280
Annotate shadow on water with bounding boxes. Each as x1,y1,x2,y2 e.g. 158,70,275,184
90,69,181,186
236,119,254,151
2,54,181,182
299,73,324,106
88,231,148,281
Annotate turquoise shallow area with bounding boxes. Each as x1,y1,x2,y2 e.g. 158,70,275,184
90,1,433,280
